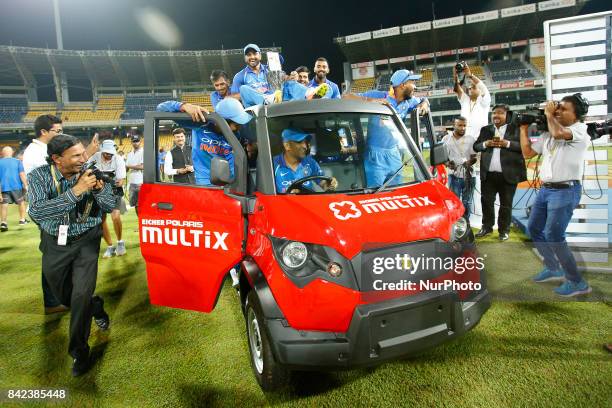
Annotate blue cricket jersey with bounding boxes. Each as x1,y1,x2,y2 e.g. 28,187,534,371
210,91,226,108
157,100,235,186
308,78,341,99
273,154,324,193
231,64,272,95
359,90,425,120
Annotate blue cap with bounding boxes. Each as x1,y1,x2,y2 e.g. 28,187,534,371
243,43,261,54
390,69,422,87
215,98,252,125
281,128,311,143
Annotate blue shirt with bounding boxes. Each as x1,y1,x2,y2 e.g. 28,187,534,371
308,78,341,99
210,91,226,108
0,157,24,192
273,154,324,193
157,100,236,186
231,64,272,95
359,90,425,120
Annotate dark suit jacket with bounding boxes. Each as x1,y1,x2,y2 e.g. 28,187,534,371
473,123,527,184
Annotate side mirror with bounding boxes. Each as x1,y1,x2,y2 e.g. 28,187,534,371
210,157,233,186
430,142,449,166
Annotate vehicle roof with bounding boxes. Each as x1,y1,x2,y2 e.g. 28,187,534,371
246,99,395,118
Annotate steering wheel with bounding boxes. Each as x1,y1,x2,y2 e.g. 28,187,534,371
284,175,334,194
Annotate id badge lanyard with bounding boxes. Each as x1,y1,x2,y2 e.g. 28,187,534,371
50,165,69,245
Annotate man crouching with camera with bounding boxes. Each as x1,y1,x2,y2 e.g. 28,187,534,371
519,93,591,297
27,134,115,376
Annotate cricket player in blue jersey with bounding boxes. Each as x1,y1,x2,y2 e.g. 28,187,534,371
210,69,231,108
232,43,331,107
157,98,252,186
307,58,341,99
344,69,430,187
273,129,338,193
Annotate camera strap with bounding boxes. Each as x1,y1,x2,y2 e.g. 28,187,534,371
51,165,94,224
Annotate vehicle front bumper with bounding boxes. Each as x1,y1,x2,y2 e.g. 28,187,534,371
266,289,490,370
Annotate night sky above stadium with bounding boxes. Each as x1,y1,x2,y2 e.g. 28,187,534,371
1,0,609,83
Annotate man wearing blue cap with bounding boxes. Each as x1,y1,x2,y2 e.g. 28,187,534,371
273,129,338,193
157,98,252,186
345,69,429,119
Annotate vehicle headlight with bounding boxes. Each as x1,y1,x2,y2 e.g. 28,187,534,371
281,241,308,269
450,217,468,241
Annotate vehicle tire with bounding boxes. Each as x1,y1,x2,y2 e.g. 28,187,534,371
245,290,289,390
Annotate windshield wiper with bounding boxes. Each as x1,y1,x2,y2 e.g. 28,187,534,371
374,153,415,194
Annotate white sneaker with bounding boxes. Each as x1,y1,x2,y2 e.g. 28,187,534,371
103,246,116,258
229,267,239,288
116,240,126,256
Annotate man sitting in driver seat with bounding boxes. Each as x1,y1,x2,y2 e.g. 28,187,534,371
273,128,338,193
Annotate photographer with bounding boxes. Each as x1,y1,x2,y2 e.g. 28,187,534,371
519,94,592,297
88,139,127,258
454,63,491,139
27,134,114,376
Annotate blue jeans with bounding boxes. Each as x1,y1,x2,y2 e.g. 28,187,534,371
239,81,309,108
528,183,582,283
449,175,476,218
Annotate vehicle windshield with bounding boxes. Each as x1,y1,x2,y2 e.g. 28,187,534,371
267,112,427,194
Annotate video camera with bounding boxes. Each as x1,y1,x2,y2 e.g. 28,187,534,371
587,119,612,140
81,161,115,184
515,103,548,132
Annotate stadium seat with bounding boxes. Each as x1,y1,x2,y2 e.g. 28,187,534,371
181,93,213,111
350,78,376,94
488,59,534,82
122,94,173,120
0,96,29,123
530,56,545,75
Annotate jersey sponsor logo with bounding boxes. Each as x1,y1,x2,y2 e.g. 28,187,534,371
329,195,435,220
140,218,229,250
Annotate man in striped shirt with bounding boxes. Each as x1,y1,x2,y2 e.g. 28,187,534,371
28,134,115,376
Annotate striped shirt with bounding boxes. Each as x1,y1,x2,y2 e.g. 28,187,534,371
27,164,115,237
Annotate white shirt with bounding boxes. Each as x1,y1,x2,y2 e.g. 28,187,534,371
88,152,126,181
458,81,491,139
442,132,476,178
126,148,144,185
164,145,188,176
532,122,589,182
487,124,507,173
22,139,48,175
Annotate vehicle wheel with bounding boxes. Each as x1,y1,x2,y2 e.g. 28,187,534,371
245,291,289,390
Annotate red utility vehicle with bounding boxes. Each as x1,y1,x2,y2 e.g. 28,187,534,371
139,99,489,390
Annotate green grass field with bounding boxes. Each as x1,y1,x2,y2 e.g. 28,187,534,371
0,207,611,407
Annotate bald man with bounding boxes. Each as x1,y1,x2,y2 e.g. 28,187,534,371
0,146,28,231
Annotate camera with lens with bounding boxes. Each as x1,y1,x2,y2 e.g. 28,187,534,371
455,61,467,73
587,119,612,141
514,103,549,131
81,161,115,184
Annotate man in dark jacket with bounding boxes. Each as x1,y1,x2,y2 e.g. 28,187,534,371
163,128,195,184
473,104,526,241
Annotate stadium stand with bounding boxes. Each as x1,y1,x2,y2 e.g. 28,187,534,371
435,66,455,89
350,78,376,94
0,96,28,123
181,93,213,111
488,59,534,82
429,97,461,112
122,94,172,120
417,69,433,89
495,89,546,107
22,102,58,122
376,73,391,91
530,56,545,75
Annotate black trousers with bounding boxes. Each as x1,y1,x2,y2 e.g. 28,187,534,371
481,172,518,234
40,225,104,359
